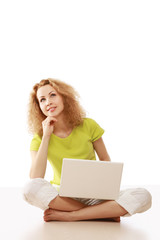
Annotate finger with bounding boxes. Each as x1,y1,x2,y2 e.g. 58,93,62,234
47,116,58,122
44,117,57,124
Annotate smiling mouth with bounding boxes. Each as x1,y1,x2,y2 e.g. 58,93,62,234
48,107,56,112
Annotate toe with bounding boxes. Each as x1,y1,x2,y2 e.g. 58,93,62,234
44,208,52,215
44,215,51,222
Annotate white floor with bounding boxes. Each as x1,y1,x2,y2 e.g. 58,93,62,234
0,185,159,240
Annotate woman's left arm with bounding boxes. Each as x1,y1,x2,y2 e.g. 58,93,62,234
93,137,111,161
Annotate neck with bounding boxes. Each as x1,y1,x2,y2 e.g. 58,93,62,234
53,115,71,132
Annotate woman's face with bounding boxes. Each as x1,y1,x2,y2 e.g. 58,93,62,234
37,84,64,118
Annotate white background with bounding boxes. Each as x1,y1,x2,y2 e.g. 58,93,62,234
0,0,159,187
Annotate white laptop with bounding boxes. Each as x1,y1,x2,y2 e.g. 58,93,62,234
59,158,123,200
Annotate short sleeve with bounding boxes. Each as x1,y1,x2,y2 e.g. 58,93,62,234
30,134,42,151
85,118,105,142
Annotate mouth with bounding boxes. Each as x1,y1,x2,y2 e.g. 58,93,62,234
47,107,56,112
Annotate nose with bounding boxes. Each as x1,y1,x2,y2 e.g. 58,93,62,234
46,98,52,106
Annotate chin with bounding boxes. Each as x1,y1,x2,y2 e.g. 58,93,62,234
48,112,58,117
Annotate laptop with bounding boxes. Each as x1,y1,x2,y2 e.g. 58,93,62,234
59,158,123,200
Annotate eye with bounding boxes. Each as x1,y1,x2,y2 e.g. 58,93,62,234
40,98,45,103
50,93,56,97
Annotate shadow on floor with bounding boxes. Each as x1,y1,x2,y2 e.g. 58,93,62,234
20,219,150,240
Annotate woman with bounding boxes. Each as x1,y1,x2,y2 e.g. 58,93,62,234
23,78,152,222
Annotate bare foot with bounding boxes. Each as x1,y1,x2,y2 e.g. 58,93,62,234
44,208,73,222
109,217,121,222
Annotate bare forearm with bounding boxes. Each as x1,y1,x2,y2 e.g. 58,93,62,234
30,135,50,178
100,155,111,161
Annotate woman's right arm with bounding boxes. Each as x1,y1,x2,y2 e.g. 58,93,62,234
29,116,57,179
29,135,50,178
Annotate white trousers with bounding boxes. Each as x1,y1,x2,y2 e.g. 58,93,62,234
23,178,152,217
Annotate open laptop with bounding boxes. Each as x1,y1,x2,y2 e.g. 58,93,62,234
59,158,123,200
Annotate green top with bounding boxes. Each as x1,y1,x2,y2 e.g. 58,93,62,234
30,118,104,185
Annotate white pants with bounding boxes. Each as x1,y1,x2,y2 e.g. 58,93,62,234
23,178,152,217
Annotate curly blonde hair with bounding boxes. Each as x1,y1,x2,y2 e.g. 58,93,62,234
27,78,86,136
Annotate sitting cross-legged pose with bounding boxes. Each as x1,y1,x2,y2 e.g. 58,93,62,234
23,78,152,222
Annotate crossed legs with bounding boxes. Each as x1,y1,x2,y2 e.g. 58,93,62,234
23,178,152,222
44,198,127,222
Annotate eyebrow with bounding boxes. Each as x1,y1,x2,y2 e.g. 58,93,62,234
39,91,56,99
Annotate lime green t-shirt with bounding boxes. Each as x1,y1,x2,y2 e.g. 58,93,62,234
30,118,104,185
